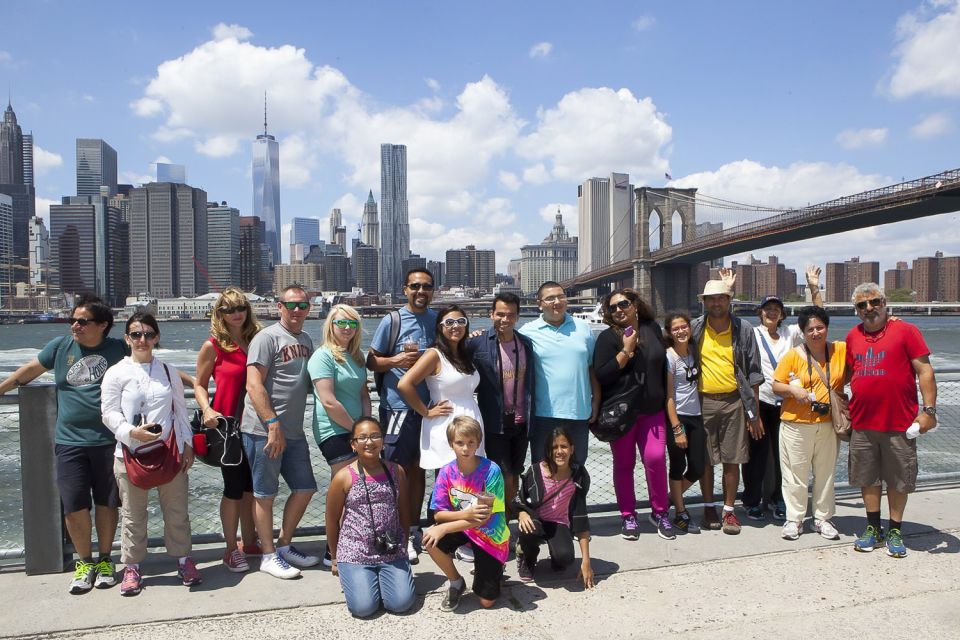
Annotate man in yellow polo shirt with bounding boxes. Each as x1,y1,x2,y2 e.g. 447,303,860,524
690,273,764,534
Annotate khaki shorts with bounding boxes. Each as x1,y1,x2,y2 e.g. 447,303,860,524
847,429,918,494
701,392,749,465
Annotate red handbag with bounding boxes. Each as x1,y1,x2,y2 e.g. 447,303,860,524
122,363,182,489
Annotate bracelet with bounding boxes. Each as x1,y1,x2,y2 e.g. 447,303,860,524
264,416,280,427
621,349,634,358
672,424,685,434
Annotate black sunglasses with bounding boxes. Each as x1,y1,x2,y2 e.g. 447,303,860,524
608,300,632,313
281,301,310,310
70,317,94,326
219,305,249,314
855,297,883,311
406,282,434,291
128,331,157,341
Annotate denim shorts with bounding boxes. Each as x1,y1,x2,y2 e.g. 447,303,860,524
242,433,318,498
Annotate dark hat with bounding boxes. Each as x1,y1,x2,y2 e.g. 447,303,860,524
758,295,784,310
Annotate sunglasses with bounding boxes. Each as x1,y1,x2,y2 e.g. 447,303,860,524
352,433,384,444
608,300,632,313
281,301,310,310
70,317,94,326
332,319,359,329
219,305,248,314
855,298,883,311
441,317,468,328
541,294,567,303
405,282,434,292
128,331,157,341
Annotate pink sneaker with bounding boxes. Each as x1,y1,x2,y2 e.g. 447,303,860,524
177,557,202,586
240,541,263,556
223,548,249,573
120,565,142,596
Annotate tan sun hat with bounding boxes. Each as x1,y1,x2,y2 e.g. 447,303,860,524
699,280,733,298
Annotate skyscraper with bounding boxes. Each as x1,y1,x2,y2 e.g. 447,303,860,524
445,245,496,293
76,139,118,197
380,143,409,294
329,208,342,244
0,101,35,280
156,162,187,184
0,101,24,185
49,198,98,297
577,172,633,275
291,217,320,249
240,215,269,293
252,97,281,264
361,190,380,249
22,134,34,187
28,216,48,289
0,194,12,302
354,243,379,293
520,211,578,295
206,202,241,292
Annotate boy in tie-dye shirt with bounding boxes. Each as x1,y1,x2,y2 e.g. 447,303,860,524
424,416,509,612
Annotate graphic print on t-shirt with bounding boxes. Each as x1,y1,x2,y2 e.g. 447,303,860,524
854,347,886,377
65,355,111,387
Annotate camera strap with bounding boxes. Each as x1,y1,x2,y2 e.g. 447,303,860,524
358,461,397,542
802,344,832,408
497,336,521,419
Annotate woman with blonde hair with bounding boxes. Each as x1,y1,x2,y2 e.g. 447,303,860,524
309,303,372,565
194,287,262,572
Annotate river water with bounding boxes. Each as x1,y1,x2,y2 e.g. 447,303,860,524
1,314,957,555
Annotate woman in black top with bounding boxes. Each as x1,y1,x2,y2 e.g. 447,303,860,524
592,288,674,541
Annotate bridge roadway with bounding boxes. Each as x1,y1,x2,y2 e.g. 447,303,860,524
565,168,960,293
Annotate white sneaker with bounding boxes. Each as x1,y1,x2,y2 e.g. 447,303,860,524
814,519,840,540
280,545,320,568
259,554,300,580
781,520,801,540
455,544,475,563
407,537,419,565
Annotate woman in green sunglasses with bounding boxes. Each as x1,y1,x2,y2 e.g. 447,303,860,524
308,304,372,566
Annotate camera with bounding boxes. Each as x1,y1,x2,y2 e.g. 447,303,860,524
373,530,399,555
811,402,830,416
685,365,700,383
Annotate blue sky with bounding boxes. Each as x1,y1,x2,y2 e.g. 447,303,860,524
3,0,959,275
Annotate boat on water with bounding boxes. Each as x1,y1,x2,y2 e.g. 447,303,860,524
572,303,606,327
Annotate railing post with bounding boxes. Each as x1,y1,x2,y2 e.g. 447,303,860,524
18,383,69,575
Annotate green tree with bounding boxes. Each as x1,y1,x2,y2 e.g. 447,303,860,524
886,288,914,303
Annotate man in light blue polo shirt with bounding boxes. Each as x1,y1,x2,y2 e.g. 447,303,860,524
518,281,600,464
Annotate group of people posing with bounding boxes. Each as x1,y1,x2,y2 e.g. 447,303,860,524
0,264,938,617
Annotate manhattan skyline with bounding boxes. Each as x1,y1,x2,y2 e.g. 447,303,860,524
2,1,959,274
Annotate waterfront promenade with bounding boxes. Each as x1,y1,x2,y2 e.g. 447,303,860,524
2,485,958,639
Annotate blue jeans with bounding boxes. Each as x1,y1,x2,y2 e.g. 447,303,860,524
242,433,317,498
530,417,590,465
337,558,416,618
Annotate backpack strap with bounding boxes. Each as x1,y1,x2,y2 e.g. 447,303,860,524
373,310,402,397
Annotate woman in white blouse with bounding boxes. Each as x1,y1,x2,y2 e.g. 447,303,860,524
101,313,198,596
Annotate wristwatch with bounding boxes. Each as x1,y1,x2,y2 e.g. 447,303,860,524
922,406,936,416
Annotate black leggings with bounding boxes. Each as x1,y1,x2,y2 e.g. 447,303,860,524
518,520,575,569
741,400,783,508
666,414,706,482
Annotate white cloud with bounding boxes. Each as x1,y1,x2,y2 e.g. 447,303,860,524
522,163,550,185
529,42,553,59
909,112,955,138
212,23,253,42
887,1,960,98
539,203,578,236
633,15,656,31
409,219,528,271
499,170,521,191
330,193,363,225
425,77,440,92
195,135,241,157
835,127,888,149
34,196,58,223
153,155,172,164
82,94,95,103
278,133,316,189
119,170,153,186
0,51,14,68
32,146,63,175
517,87,671,184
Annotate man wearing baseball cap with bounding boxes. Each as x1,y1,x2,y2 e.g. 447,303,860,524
690,269,764,534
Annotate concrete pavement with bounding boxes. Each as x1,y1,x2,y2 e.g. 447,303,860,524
3,485,959,639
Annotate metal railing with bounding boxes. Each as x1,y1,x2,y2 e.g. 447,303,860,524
2,372,958,570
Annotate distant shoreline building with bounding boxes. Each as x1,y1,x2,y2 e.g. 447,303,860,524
361,190,380,250
380,143,409,294
520,211,577,295
578,172,633,275
253,98,281,264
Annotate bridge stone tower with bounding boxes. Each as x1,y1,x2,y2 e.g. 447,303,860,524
634,187,699,313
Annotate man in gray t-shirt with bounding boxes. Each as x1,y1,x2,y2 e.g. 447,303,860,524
241,285,320,579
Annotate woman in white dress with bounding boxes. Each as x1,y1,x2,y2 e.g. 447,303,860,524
398,305,484,470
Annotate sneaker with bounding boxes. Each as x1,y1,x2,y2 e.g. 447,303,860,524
223,548,249,573
745,505,765,521
178,557,202,586
240,541,263,556
280,545,320,568
407,536,420,565
322,546,333,568
885,528,907,558
772,501,787,522
814,519,840,540
721,510,742,535
120,565,142,596
259,553,301,580
673,510,700,534
649,512,677,540
455,544,475,563
853,525,885,553
441,579,466,612
516,553,534,583
93,557,116,589
620,514,640,541
701,505,722,531
781,520,801,540
68,560,96,595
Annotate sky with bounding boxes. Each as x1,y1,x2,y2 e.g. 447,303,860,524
3,0,959,277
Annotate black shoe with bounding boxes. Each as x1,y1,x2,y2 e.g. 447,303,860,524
517,554,534,582
441,580,466,612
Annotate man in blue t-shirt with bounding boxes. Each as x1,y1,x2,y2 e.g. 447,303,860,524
0,295,127,594
367,267,437,563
